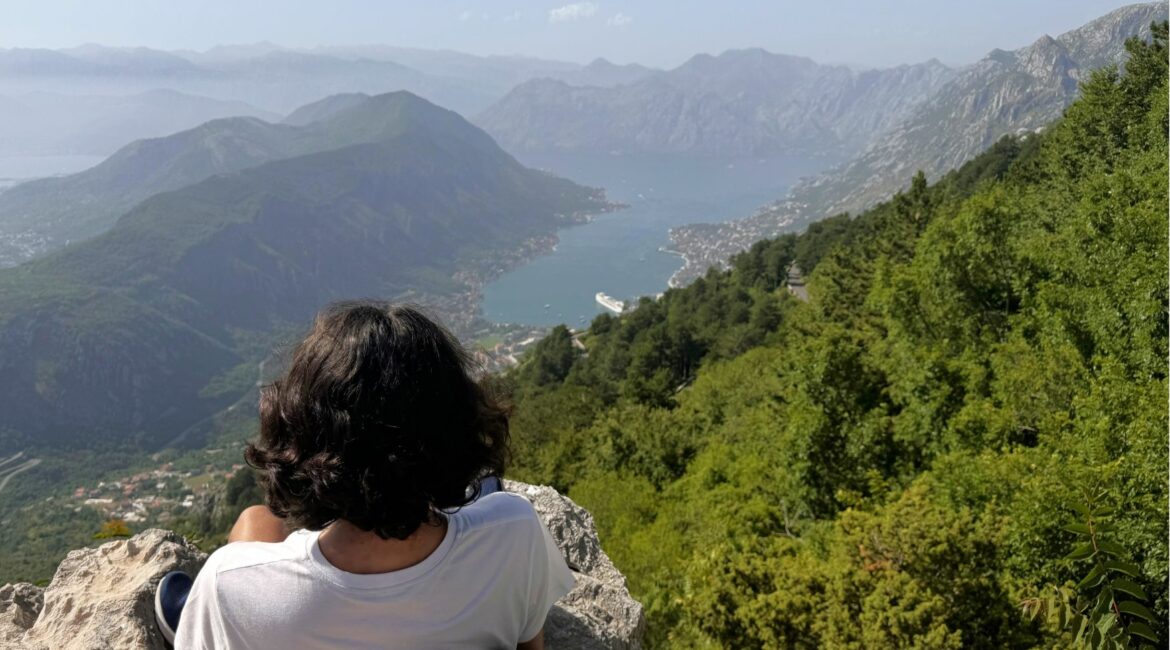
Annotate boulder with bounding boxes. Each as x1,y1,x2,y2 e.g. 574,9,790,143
505,480,646,650
2,529,205,650
0,481,644,649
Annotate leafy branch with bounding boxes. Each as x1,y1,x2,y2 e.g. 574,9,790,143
1021,491,1158,649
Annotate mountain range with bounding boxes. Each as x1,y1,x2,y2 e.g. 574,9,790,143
0,89,277,157
0,90,523,265
0,44,661,163
788,1,1169,217
0,43,656,123
303,47,651,91
475,50,956,157
664,2,1168,285
0,47,494,119
0,77,629,267
0,92,606,451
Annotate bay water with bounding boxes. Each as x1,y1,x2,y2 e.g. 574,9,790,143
481,152,831,327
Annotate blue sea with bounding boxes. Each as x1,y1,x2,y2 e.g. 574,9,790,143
481,152,832,327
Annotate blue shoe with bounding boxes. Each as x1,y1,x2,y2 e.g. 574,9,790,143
155,570,193,646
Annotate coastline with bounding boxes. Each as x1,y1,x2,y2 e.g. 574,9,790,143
418,198,628,335
665,198,810,288
657,246,690,289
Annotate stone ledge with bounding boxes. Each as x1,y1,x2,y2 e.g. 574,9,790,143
0,481,645,650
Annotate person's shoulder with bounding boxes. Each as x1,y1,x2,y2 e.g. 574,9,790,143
202,530,312,577
456,492,542,534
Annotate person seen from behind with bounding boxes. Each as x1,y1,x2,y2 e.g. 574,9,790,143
165,302,573,649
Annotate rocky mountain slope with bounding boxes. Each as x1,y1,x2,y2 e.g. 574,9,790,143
543,57,657,88
666,2,1168,285
281,92,373,125
475,49,954,157
0,92,606,450
0,482,645,650
790,1,1169,217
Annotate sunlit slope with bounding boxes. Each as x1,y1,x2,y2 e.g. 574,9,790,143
503,25,1168,647
0,91,514,266
0,92,604,451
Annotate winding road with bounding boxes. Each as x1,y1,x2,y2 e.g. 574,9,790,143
160,356,271,450
787,264,809,302
0,452,41,495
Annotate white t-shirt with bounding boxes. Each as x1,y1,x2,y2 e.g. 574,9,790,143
175,493,575,649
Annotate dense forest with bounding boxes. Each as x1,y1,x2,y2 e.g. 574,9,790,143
502,26,1168,648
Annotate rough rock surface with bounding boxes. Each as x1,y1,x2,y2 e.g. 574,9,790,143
0,481,644,649
0,583,43,643
505,480,646,650
0,529,206,650
477,51,954,158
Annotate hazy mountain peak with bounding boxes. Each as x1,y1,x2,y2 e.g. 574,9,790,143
712,47,817,67
1031,33,1060,47
538,57,656,87
783,1,1166,218
282,92,371,125
0,93,606,447
985,48,1016,65
317,90,506,154
0,48,102,75
0,89,505,266
1019,33,1074,77
1055,1,1165,68
1023,33,1064,58
57,44,200,73
479,44,954,156
185,41,287,63
322,90,463,128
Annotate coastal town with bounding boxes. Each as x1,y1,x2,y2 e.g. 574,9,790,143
667,197,809,287
469,324,550,374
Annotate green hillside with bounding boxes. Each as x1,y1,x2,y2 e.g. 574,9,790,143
0,92,606,451
0,91,517,266
504,25,1168,648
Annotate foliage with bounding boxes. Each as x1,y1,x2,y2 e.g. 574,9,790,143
1023,489,1161,649
505,24,1169,648
170,468,265,551
93,518,132,540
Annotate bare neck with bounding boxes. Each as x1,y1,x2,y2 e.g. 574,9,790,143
317,515,448,575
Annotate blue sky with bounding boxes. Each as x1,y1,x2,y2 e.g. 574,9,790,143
1,1,1147,68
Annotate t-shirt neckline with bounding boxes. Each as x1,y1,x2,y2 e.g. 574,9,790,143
305,513,459,590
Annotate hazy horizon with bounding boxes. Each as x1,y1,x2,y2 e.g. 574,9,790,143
1,1,1153,70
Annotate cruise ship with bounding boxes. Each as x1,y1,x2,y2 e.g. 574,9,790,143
595,292,625,314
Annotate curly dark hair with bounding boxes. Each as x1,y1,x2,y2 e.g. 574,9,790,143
245,301,509,540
